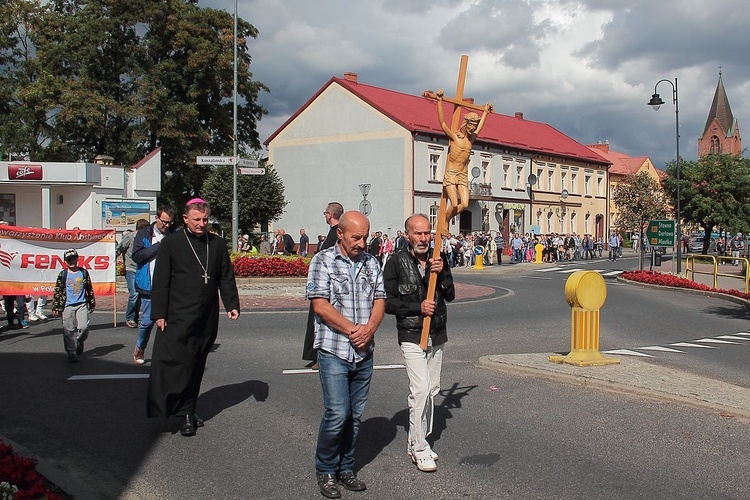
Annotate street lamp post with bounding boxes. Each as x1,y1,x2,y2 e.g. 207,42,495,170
648,78,680,274
231,0,239,252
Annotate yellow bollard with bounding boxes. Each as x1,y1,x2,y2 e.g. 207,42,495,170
534,243,544,264
549,271,620,367
472,245,485,270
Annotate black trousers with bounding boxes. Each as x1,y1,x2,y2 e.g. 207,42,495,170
302,303,317,362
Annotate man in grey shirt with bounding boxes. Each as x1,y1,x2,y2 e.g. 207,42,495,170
117,219,148,327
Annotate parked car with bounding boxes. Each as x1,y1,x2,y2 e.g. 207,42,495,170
688,234,717,253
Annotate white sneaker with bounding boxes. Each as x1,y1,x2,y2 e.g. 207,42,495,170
407,449,438,461
411,454,437,472
36,312,47,320
28,312,39,321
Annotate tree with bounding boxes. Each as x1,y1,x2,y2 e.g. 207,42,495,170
200,159,287,234
662,153,750,253
0,0,268,205
613,171,669,267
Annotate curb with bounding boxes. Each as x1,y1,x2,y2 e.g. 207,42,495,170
477,355,750,421
616,277,750,308
0,436,99,500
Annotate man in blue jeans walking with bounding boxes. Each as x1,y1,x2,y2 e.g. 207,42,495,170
306,211,386,499
132,205,174,365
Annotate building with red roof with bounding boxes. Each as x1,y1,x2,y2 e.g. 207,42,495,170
265,73,612,240
698,72,742,157
586,142,662,232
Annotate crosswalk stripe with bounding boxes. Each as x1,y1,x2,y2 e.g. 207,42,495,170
601,270,623,276
282,364,405,375
694,338,741,345
602,349,654,357
716,335,750,341
536,267,564,272
670,342,717,349
732,332,750,336
559,268,585,273
636,346,684,353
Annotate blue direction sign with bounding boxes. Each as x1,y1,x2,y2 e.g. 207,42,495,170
646,220,675,246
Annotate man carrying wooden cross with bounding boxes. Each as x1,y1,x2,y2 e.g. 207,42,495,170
435,90,493,231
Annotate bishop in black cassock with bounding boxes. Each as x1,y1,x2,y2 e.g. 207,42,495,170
147,200,240,436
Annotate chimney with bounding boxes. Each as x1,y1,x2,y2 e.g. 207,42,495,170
343,72,358,82
514,112,524,120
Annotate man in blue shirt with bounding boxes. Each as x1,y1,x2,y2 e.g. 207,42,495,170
306,211,386,498
608,231,620,261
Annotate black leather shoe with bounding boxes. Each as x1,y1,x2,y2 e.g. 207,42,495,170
338,471,366,491
317,473,341,499
194,414,204,427
180,414,196,436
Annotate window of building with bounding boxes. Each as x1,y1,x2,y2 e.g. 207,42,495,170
561,170,567,193
548,165,556,192
710,136,721,154
570,212,576,234
516,166,523,189
537,166,544,190
585,173,591,196
503,164,510,188
596,175,603,196
570,171,577,194
0,193,16,225
481,158,491,184
429,150,441,181
429,204,439,229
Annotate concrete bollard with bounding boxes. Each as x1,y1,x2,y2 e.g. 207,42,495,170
549,270,620,367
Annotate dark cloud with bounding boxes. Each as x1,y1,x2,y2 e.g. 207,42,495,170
438,1,558,68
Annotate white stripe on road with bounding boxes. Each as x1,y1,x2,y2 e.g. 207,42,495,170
601,349,654,357
559,268,585,274
535,267,564,272
670,342,717,349
282,364,405,375
716,335,750,341
601,270,624,276
733,332,750,336
68,374,149,381
636,346,684,353
694,338,741,345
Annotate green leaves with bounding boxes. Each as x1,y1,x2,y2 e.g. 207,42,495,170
612,171,668,232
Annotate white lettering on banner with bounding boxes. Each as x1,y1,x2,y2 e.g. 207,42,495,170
0,226,116,296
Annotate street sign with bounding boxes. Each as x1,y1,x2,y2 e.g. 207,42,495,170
196,156,234,165
236,158,258,168
238,167,265,175
646,220,675,246
359,199,372,215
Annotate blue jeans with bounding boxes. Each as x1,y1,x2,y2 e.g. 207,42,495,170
125,271,140,322
513,248,523,263
136,296,155,349
315,350,373,474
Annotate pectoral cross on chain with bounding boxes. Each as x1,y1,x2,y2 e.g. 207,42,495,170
202,272,210,284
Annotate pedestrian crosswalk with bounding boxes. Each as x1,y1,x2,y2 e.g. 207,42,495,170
529,266,624,277
602,332,750,358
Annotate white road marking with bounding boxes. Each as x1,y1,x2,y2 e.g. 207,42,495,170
68,374,149,381
282,364,405,375
559,268,585,274
636,346,684,353
536,267,564,272
518,276,552,280
601,349,654,357
670,342,717,349
601,270,624,276
733,332,750,336
716,335,750,341
694,338,741,345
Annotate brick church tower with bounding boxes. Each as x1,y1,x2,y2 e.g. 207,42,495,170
698,71,742,157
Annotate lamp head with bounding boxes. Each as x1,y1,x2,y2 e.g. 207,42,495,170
648,93,664,110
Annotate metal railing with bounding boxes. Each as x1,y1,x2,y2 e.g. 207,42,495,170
685,254,750,294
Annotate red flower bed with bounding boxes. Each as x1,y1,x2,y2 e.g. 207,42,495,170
231,255,309,277
0,440,65,500
621,270,750,301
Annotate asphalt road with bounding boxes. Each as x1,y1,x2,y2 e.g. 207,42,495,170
2,255,750,499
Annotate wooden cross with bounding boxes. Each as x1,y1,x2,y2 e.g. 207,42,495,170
419,55,492,350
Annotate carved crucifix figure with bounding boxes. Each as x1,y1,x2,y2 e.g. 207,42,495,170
418,55,493,350
436,91,493,230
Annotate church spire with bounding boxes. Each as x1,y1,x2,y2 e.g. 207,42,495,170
702,70,735,138
698,69,741,157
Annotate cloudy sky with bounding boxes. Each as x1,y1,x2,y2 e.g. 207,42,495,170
203,0,749,169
